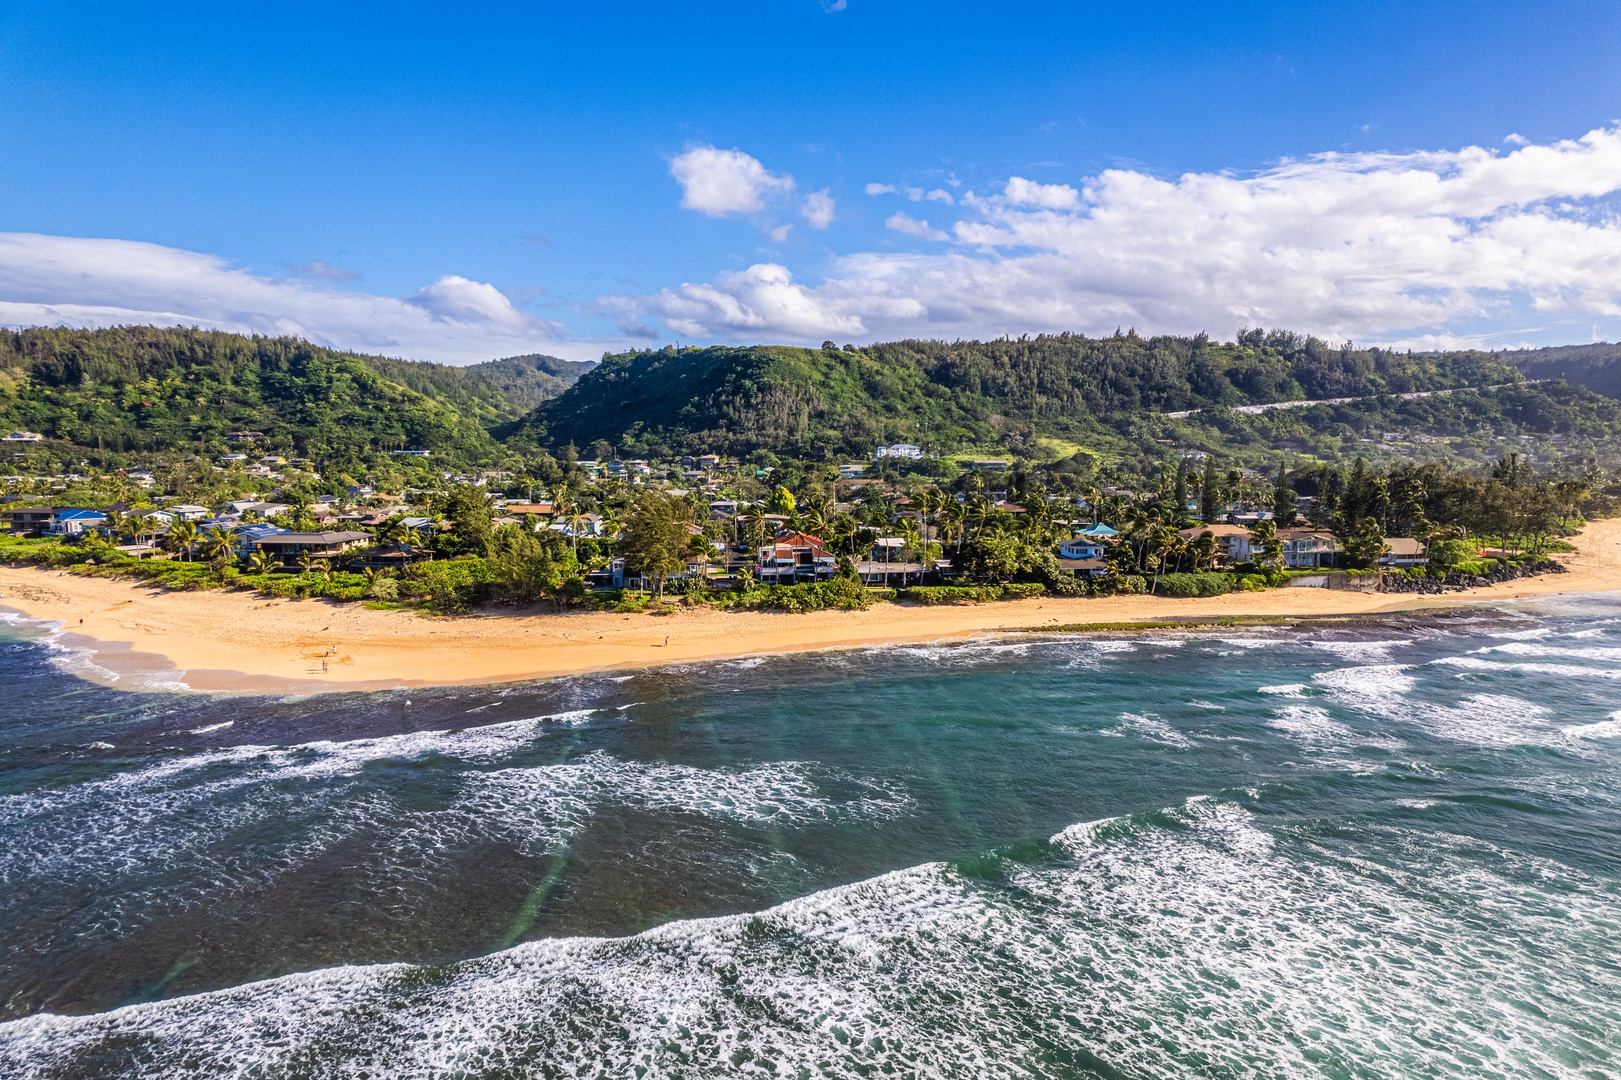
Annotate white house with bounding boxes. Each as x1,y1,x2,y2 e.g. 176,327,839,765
2,431,45,442
1058,538,1106,560
873,443,923,460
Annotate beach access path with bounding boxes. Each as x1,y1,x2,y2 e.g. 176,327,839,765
3,517,1620,693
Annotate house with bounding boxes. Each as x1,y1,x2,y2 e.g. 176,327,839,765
225,431,266,442
233,524,290,556
46,509,108,536
218,453,248,464
237,501,290,519
505,502,555,517
1277,528,1340,568
2,431,45,442
1,507,58,535
873,443,924,460
253,530,373,559
1380,537,1428,569
391,449,432,457
1076,523,1120,539
1178,524,1254,565
856,558,926,585
968,459,1010,471
757,531,837,584
169,504,210,522
346,542,433,571
838,463,866,478
1058,538,1106,560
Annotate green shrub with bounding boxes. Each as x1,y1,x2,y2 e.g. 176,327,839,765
734,577,874,613
1093,574,1147,596
1152,573,1235,598
896,585,1003,604
1237,574,1271,591
368,576,399,601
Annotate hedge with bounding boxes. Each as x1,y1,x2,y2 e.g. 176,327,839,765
895,583,1047,605
1151,572,1235,598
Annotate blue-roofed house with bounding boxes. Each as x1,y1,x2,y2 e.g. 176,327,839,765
1077,523,1119,538
46,509,107,536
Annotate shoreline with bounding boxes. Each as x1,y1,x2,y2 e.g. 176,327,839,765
4,517,1620,694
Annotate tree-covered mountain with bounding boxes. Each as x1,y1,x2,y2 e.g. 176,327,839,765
1503,342,1621,400
504,331,1543,454
0,327,588,466
363,351,593,424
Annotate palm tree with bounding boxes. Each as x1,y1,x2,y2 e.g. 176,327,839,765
1149,526,1182,593
1188,531,1220,573
101,509,127,542
940,498,968,552
203,530,236,567
913,489,943,552
563,507,589,556
297,553,316,578
247,550,277,575
166,520,199,562
738,504,768,550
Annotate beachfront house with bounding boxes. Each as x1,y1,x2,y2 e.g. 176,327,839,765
1379,537,1428,569
756,531,837,584
1058,537,1107,560
253,530,373,561
44,509,107,536
347,542,433,571
1,506,58,535
1178,524,1254,566
1278,528,1341,568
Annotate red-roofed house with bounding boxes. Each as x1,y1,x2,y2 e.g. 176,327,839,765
756,531,837,584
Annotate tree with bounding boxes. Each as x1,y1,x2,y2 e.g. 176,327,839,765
1200,456,1220,524
166,520,199,562
1341,516,1387,569
441,483,493,556
1272,456,1297,524
767,485,796,515
489,526,580,608
1250,518,1283,572
203,529,236,568
620,494,690,598
246,550,277,575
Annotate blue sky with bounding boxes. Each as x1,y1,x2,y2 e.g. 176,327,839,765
1,1,1619,362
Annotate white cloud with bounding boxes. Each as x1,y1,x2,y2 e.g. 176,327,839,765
1002,176,1080,209
669,145,795,218
925,189,956,204
884,212,949,241
864,182,897,196
903,187,925,201
802,189,836,230
286,259,360,282
0,233,595,364
768,224,793,243
625,126,1621,348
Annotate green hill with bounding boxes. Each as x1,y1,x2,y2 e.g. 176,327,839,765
505,330,1621,466
1503,342,1621,400
0,327,589,466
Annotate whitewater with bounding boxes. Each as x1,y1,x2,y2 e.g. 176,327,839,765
2,600,1619,1078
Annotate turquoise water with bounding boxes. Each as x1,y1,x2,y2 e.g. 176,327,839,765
1,602,1620,1077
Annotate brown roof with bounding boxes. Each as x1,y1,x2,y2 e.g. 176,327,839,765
1180,524,1252,538
1384,537,1427,555
1058,556,1108,570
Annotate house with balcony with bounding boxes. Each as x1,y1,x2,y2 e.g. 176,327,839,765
253,530,373,560
756,531,837,584
1278,528,1341,568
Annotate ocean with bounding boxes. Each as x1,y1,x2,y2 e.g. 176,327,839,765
1,600,1619,1078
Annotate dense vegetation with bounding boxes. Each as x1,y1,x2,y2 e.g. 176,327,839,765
1505,342,1621,401
0,327,587,470
508,330,1621,472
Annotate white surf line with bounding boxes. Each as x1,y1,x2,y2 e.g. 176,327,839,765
1161,381,1540,419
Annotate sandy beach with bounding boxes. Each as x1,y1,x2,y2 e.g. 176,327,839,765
3,517,1619,693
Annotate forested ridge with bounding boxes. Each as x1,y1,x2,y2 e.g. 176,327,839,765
0,327,587,466
3,325,1620,475
508,330,1619,464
